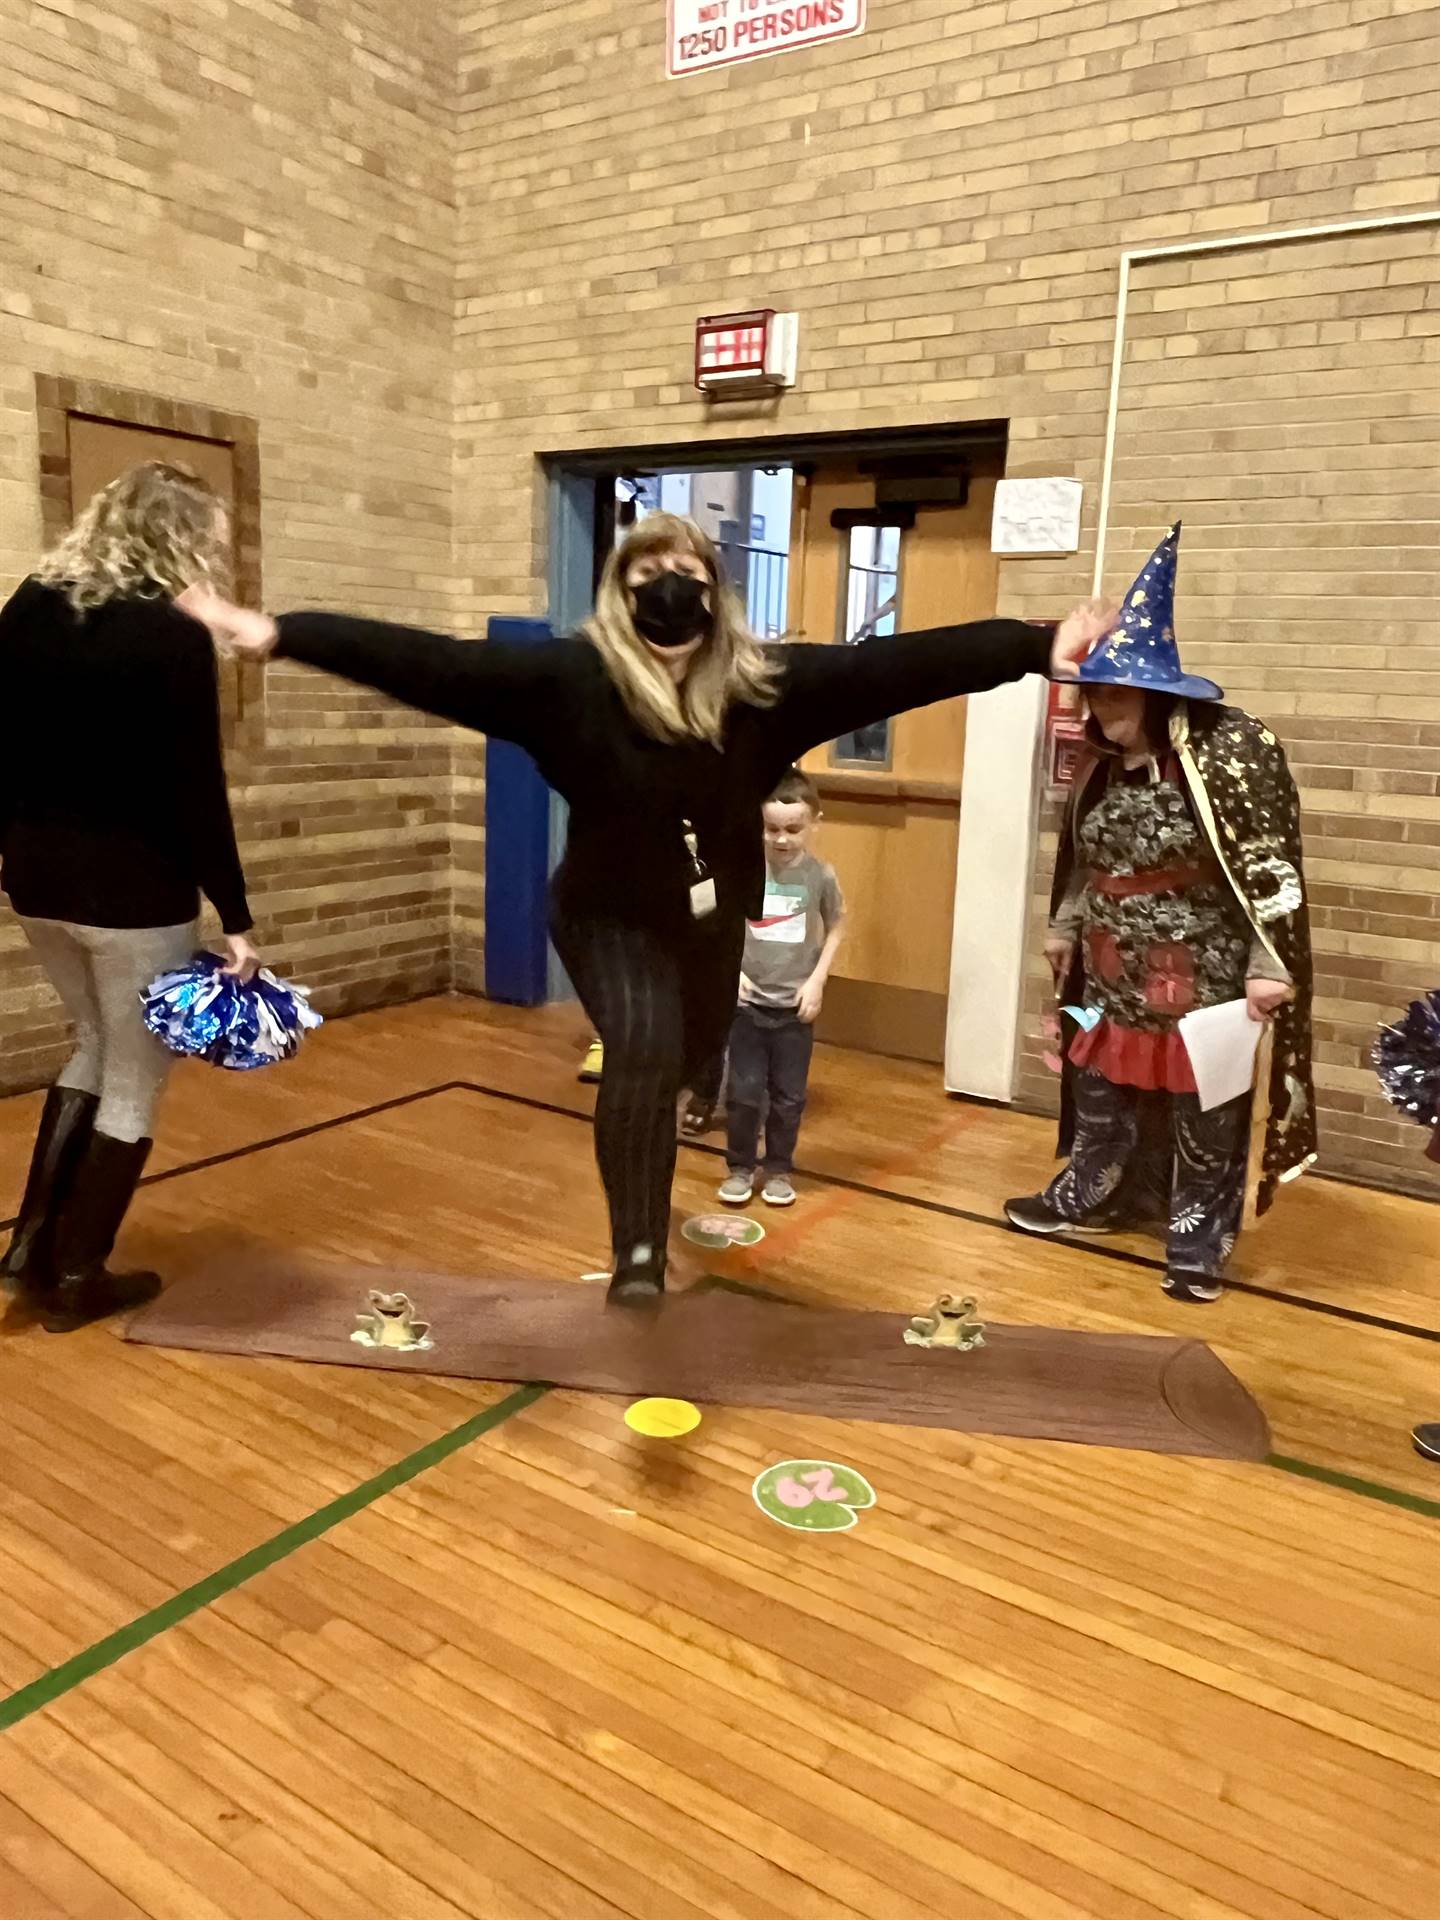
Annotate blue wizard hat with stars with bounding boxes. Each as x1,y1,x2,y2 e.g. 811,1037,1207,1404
1078,522,1223,703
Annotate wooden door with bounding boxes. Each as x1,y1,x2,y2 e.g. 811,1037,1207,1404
65,417,244,734
788,464,1000,1062
67,418,237,523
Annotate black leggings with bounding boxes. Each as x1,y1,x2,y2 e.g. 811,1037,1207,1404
549,908,745,1268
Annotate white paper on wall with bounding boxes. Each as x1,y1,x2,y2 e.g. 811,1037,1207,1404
991,478,1084,556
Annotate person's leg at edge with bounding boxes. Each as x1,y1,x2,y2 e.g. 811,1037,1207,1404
550,912,686,1303
42,920,196,1333
721,1006,765,1204
1161,1086,1250,1304
1007,1066,1141,1235
676,910,747,1201
2,917,104,1295
759,1010,813,1206
681,1042,725,1134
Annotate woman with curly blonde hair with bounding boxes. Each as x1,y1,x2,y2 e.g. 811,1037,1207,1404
0,460,259,1332
184,511,1111,1302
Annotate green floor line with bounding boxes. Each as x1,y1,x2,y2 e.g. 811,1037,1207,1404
0,1381,550,1734
1269,1452,1440,1521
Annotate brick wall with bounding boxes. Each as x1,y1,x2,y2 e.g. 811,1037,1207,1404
453,0,1439,1192
2,1,1434,1192
1,0,461,1087
1016,223,1440,1192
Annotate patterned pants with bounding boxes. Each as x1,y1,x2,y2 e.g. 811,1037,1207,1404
1045,1068,1251,1278
549,908,746,1269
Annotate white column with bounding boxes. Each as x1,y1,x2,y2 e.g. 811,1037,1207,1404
944,675,1045,1098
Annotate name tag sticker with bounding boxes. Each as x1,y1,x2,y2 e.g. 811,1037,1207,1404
749,883,806,943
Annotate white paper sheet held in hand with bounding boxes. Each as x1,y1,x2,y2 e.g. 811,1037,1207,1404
1179,999,1263,1111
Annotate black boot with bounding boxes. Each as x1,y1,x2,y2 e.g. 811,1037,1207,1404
43,1132,162,1334
1,1085,99,1297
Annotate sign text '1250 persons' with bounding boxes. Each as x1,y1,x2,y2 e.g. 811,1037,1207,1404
667,0,866,77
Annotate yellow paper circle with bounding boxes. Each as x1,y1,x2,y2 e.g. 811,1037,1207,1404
624,1397,702,1438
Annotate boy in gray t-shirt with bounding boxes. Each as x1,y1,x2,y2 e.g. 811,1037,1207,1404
719,769,844,1208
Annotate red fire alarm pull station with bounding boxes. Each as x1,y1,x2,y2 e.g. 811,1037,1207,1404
695,310,799,396
1045,679,1086,791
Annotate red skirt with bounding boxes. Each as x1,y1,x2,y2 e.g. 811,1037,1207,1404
1069,1015,1197,1094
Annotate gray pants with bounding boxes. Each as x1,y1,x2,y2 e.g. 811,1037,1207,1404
19,916,196,1143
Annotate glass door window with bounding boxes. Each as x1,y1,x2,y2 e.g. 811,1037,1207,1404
833,522,903,767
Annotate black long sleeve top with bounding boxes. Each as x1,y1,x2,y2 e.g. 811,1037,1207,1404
274,611,1056,931
0,578,252,935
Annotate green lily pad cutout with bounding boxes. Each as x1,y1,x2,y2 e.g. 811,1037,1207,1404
682,1213,767,1250
752,1459,876,1532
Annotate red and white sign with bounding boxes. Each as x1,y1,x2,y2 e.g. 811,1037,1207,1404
668,0,865,77
695,310,798,393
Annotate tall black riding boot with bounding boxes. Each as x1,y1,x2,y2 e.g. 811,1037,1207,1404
1,1085,99,1297
43,1132,161,1334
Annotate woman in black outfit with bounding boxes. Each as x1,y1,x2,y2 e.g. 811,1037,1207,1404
0,461,260,1332
184,513,1108,1302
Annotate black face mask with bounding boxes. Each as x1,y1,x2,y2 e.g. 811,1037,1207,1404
632,571,711,648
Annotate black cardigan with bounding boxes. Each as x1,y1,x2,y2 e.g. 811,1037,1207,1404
276,610,1054,930
0,578,252,935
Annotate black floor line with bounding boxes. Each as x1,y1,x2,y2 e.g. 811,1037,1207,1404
0,1082,473,1235
451,1078,1440,1348
3,1072,1434,1346
3,1074,1432,1525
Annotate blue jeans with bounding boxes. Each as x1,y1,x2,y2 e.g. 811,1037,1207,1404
725,1003,814,1176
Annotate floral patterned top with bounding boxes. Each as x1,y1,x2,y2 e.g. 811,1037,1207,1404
1066,761,1252,1091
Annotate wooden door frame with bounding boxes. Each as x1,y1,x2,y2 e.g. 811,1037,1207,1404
543,422,1040,1102
34,375,265,752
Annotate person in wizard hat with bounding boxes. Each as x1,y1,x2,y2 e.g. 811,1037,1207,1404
1006,523,1316,1302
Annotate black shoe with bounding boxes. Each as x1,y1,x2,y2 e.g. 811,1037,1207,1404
1412,1424,1440,1462
1003,1194,1120,1237
1162,1269,1223,1304
43,1132,161,1334
607,1252,666,1306
1,1085,98,1296
679,1103,714,1137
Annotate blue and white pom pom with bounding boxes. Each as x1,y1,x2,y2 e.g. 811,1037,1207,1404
140,952,323,1071
1373,988,1440,1145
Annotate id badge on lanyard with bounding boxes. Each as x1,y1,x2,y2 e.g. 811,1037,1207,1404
683,819,716,919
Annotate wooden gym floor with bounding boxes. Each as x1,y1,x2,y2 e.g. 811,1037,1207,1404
0,995,1433,1920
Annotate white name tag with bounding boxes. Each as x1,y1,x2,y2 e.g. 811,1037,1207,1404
750,883,806,943
690,876,717,919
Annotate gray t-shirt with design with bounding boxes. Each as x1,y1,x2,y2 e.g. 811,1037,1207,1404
741,851,844,1009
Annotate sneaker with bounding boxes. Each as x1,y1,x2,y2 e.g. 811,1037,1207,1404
578,1039,604,1083
761,1175,796,1207
1162,1270,1223,1304
607,1245,665,1306
1411,1424,1440,1462
1004,1194,1118,1237
680,1103,713,1136
718,1171,754,1206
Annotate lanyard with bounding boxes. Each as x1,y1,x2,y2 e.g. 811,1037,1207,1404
683,818,717,919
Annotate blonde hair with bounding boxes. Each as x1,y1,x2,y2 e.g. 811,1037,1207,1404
35,460,228,613
583,513,780,746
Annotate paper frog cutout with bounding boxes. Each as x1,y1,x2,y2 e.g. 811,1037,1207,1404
351,1290,433,1351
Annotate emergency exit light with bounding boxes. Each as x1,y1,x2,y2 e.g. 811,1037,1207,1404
695,310,799,395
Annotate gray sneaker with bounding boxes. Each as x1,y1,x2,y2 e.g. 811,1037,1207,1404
718,1171,754,1206
761,1175,796,1207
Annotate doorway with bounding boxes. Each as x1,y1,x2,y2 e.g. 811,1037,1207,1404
787,455,1002,1062
546,424,1010,1065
